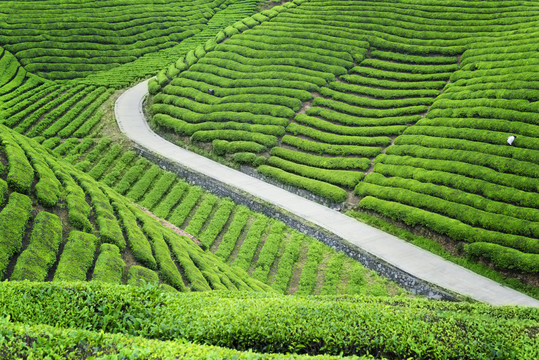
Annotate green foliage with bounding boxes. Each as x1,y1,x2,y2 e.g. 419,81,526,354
75,137,112,172
358,196,538,255
294,113,407,137
372,164,538,223
370,50,458,65
320,87,435,109
267,156,364,188
306,107,421,127
282,135,381,157
142,217,187,292
0,0,221,82
0,112,273,293
140,172,177,210
198,198,235,250
192,129,278,147
165,232,211,292
5,282,536,359
0,179,7,206
258,165,348,203
358,173,539,240
373,159,539,210
54,165,93,232
63,137,94,163
112,195,157,270
270,147,371,171
184,194,218,237
126,164,161,202
346,210,537,298
251,222,286,283
127,266,159,287
212,139,267,156
114,160,148,195
272,232,303,293
11,211,62,282
0,130,34,194
0,321,351,360
0,192,33,278
54,231,97,282
45,87,112,138
156,70,169,88
295,242,324,295
319,254,345,295
167,186,204,228
92,243,125,284
80,177,125,250
1,0,538,320
232,152,267,167
88,144,123,181
466,242,539,274
233,215,268,271
389,140,537,179
102,151,138,187
286,122,391,147
148,78,161,95
214,206,250,261
152,181,189,219
17,138,62,207
313,97,429,118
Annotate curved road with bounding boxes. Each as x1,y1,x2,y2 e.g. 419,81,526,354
115,80,539,307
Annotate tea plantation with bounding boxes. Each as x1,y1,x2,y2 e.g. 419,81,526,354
0,123,275,292
149,0,539,287
0,282,538,359
0,0,538,358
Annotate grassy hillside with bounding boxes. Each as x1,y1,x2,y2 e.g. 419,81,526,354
0,0,537,359
0,281,538,359
40,135,403,297
0,123,271,292
0,4,402,297
147,0,539,286
0,0,250,81
355,30,539,277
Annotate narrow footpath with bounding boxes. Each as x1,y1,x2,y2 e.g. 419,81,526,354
115,80,539,307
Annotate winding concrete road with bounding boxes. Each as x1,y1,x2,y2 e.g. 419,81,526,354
115,79,539,307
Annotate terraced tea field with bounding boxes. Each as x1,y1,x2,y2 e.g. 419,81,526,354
148,0,539,286
0,0,256,81
0,0,538,358
45,136,402,296
0,123,275,292
356,31,539,277
0,0,402,298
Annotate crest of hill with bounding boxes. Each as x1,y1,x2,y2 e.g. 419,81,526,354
0,123,270,293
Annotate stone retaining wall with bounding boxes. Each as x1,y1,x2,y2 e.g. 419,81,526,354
136,145,457,301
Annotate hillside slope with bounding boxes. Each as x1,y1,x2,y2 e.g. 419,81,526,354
0,123,270,292
0,0,243,81
0,17,405,297
356,30,539,277
0,46,402,297
147,0,539,283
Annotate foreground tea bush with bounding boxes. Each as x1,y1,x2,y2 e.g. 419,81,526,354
0,282,537,359
0,321,355,360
